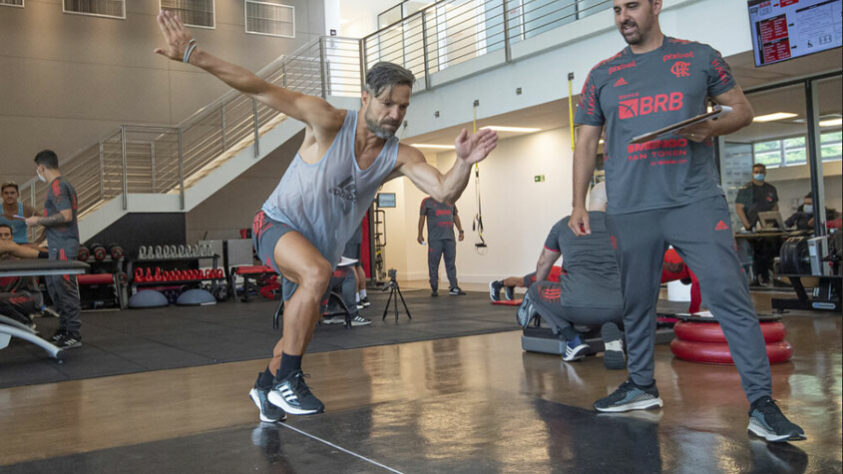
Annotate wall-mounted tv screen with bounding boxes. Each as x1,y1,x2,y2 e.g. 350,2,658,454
377,192,396,208
747,0,842,66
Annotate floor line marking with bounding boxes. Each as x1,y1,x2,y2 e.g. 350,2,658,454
279,422,404,474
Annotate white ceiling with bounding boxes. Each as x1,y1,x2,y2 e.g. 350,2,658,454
405,48,843,146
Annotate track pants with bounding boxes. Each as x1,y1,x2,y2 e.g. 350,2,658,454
47,244,81,337
527,281,622,340
607,196,771,403
428,239,458,291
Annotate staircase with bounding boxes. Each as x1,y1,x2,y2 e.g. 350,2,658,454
17,37,362,242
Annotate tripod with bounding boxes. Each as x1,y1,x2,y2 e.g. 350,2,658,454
382,269,411,322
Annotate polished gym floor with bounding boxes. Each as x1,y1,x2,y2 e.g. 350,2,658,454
0,289,840,473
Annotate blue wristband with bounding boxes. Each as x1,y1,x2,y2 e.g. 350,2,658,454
183,39,197,63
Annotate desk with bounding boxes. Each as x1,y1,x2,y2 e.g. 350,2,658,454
0,260,89,360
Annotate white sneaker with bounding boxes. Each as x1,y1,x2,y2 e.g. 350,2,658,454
351,315,371,326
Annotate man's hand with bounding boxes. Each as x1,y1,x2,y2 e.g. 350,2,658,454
458,231,464,242
417,235,424,245
455,128,498,165
24,216,39,227
154,11,194,62
568,206,591,236
677,119,716,143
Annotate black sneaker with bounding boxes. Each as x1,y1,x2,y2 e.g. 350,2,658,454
594,379,663,412
489,280,503,301
360,296,371,308
55,334,82,349
504,286,515,301
268,370,325,415
350,315,372,326
431,289,438,297
49,329,66,344
748,396,806,442
449,287,466,296
250,386,287,422
516,293,536,328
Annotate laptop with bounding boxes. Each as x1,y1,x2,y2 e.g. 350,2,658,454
757,211,785,231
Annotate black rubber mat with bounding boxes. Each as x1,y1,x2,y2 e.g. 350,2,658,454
0,289,518,388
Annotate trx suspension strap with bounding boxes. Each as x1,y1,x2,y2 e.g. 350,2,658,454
568,72,575,151
471,99,486,249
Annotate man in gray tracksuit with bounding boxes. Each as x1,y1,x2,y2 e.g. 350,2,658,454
569,0,803,443
418,197,465,296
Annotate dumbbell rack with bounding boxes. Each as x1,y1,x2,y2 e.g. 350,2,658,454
127,255,229,301
77,254,128,310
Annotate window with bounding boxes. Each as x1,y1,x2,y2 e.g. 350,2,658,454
1,0,24,8
753,139,782,167
245,0,294,38
821,130,842,162
782,136,806,166
160,0,214,29
63,0,125,19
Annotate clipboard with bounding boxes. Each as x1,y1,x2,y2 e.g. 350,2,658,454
629,105,732,144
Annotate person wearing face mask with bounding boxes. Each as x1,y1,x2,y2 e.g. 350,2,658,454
24,150,82,350
785,193,816,231
735,163,779,285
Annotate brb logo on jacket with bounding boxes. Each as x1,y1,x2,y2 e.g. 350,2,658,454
618,92,684,120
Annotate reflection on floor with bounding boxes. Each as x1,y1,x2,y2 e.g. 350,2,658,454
0,297,839,472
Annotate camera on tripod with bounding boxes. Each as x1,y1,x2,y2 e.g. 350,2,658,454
388,268,397,280
382,268,410,321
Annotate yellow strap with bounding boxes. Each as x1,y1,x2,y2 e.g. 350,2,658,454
568,74,575,151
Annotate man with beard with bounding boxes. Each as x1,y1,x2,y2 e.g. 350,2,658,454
569,0,804,442
155,11,497,421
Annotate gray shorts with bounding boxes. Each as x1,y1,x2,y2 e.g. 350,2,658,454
343,240,362,262
251,210,298,301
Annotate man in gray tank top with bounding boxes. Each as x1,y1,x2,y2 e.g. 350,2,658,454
570,0,803,442
155,12,497,421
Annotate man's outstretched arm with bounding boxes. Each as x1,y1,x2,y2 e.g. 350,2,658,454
0,241,43,259
393,128,497,204
154,11,340,134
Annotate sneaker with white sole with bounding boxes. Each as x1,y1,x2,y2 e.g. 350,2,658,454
504,286,515,301
747,396,806,442
350,315,372,326
516,293,536,328
562,335,589,362
594,379,663,413
249,387,287,423
449,287,466,296
489,280,503,302
360,297,371,308
321,315,345,325
268,370,325,415
54,333,82,349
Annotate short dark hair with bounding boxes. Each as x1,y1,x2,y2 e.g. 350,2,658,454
0,223,12,234
753,163,766,171
804,192,813,199
34,149,59,169
365,62,415,98
1,182,18,193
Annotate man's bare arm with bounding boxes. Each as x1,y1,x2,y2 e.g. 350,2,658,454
25,209,72,228
454,215,464,241
735,203,752,230
154,11,341,136
535,248,561,282
417,215,426,244
0,241,41,259
570,124,603,235
394,129,497,204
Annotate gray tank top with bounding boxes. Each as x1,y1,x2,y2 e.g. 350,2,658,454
262,110,398,267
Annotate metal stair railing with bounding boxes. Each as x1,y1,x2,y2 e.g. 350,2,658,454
18,36,362,218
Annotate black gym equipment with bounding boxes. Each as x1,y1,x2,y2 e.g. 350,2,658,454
773,234,841,312
90,242,107,261
382,268,411,322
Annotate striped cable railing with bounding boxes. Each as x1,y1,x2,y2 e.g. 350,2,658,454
18,36,362,218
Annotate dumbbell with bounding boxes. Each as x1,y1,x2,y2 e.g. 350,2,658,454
90,243,107,261
77,246,90,261
107,243,124,260
134,267,145,283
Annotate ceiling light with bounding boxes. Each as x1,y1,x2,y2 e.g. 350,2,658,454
411,144,455,150
753,112,798,123
483,126,541,133
819,118,842,127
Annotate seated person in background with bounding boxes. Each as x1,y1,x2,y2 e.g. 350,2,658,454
735,164,778,285
516,183,627,370
662,248,702,315
489,265,563,301
321,257,371,327
785,192,838,232
0,224,49,328
0,182,39,245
